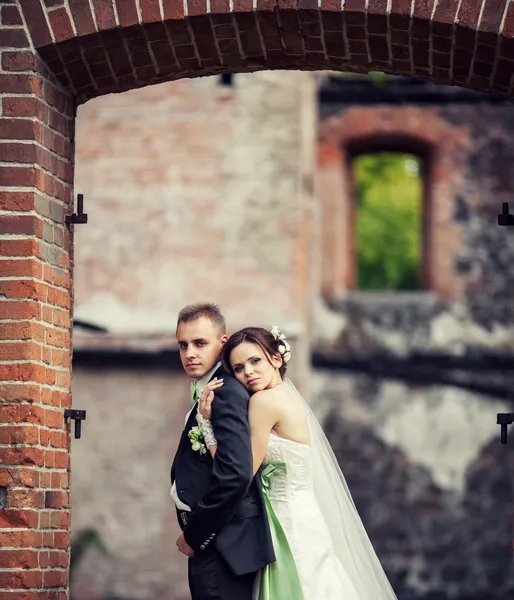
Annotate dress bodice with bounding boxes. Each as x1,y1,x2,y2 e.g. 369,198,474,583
262,433,313,499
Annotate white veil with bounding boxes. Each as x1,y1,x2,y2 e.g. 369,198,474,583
283,376,399,599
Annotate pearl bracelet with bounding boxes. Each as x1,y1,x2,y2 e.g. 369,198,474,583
196,413,217,447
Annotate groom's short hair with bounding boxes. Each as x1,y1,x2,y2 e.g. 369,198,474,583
176,302,227,335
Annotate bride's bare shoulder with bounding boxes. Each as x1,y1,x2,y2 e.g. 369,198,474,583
250,387,285,407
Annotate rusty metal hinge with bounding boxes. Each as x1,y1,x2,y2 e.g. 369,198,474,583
66,193,88,226
498,202,514,226
497,413,513,444
64,409,87,439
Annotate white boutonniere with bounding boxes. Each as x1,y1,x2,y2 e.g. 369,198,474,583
187,426,207,455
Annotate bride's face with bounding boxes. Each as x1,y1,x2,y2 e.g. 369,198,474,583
229,341,282,392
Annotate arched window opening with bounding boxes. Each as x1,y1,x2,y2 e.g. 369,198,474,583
352,152,424,291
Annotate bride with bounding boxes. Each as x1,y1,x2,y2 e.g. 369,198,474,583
195,325,399,600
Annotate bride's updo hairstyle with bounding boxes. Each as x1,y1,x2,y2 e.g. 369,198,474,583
221,326,291,379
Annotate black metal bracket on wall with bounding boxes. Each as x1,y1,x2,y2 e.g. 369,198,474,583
496,203,514,443
66,193,88,226
497,414,513,444
64,409,86,439
498,202,514,226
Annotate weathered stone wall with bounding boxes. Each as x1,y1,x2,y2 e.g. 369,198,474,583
310,369,514,600
69,75,514,600
73,71,314,335
70,70,316,600
317,101,514,334
311,98,514,600
73,70,316,390
70,363,190,600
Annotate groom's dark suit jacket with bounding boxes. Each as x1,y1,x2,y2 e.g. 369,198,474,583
170,365,275,577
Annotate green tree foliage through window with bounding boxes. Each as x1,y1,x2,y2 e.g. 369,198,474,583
354,153,422,290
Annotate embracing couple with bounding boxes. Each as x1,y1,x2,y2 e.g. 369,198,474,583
170,302,399,600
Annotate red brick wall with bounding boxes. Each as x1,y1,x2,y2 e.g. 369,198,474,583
69,365,191,600
0,5,74,599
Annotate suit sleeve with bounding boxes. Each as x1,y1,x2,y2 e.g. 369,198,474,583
170,453,176,484
182,381,253,552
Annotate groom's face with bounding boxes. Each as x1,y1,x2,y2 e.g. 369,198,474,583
177,316,228,380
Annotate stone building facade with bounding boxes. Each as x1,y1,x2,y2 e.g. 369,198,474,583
70,70,317,600
67,71,514,600
72,70,316,389
313,76,514,600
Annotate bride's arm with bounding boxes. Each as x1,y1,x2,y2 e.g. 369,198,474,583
248,390,279,475
200,388,278,475
206,440,216,459
196,379,223,459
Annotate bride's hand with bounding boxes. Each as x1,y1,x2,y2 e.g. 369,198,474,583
199,378,224,420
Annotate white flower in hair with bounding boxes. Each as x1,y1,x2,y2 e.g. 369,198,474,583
278,340,290,353
270,325,292,362
270,325,281,340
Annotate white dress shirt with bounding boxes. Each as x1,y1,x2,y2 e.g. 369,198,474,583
170,362,222,511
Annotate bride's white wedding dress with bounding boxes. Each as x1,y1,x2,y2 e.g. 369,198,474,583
242,378,398,600
255,432,361,599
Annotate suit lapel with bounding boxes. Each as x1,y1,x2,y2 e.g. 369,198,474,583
211,364,228,381
173,366,228,479
185,402,198,430
177,402,198,452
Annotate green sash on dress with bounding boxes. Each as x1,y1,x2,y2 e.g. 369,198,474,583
258,463,304,600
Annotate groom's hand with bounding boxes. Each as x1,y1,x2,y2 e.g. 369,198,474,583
176,532,195,557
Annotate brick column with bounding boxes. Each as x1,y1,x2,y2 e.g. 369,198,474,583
0,6,74,598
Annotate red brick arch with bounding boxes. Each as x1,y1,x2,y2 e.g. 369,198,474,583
316,107,470,300
0,0,512,596
10,0,514,102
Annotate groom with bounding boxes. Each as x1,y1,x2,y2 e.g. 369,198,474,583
170,302,275,600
